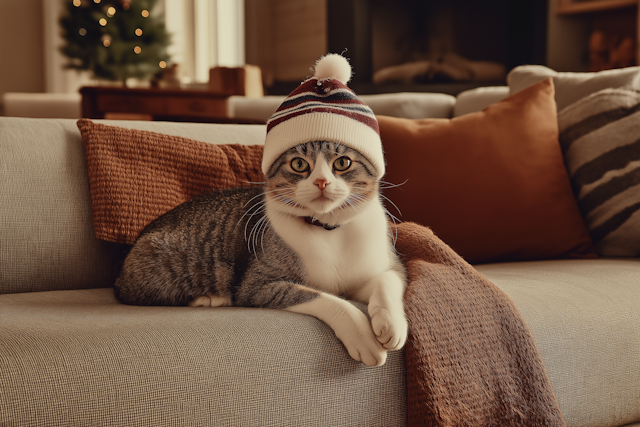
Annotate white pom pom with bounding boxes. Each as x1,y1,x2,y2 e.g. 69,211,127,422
314,54,352,84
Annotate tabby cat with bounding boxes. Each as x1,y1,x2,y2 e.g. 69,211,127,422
115,140,408,366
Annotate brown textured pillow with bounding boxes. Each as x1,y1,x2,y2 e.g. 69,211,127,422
379,78,597,264
77,119,264,245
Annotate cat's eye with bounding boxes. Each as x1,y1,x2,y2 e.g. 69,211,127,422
290,157,309,173
333,156,352,172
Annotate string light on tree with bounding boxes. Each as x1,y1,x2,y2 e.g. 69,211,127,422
60,0,171,86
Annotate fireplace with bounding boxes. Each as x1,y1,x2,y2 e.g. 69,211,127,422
327,0,548,95
246,0,548,96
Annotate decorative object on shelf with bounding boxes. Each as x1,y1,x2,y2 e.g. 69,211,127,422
589,30,636,71
150,63,185,89
556,0,638,71
60,0,171,86
208,65,264,98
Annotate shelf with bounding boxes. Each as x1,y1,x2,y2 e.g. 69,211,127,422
557,0,638,15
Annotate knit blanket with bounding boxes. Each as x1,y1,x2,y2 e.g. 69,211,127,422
395,221,566,427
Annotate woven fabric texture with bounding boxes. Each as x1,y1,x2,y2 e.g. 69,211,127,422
396,222,565,427
0,288,406,427
477,258,640,427
507,64,640,111
77,119,265,244
0,118,123,294
558,87,640,256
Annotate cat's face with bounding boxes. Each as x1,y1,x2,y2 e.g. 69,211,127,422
265,141,379,223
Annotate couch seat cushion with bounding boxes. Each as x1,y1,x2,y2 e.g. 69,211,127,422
475,258,640,427
0,288,405,427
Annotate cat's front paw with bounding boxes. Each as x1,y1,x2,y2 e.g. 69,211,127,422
338,309,389,367
343,335,388,367
370,307,408,351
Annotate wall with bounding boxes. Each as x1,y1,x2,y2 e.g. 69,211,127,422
245,0,327,86
0,0,45,114
546,0,590,71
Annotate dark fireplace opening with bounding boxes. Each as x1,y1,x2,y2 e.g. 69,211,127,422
326,0,548,95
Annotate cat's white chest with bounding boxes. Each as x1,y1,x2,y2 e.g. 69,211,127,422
267,200,391,297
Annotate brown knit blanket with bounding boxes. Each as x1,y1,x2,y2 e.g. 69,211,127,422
79,120,566,426
395,221,566,427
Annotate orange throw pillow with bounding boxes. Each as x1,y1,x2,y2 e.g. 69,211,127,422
379,78,597,264
77,119,264,245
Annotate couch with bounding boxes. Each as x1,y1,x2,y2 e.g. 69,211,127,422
1,65,639,427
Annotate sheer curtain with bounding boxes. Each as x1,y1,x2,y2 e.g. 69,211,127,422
43,0,245,93
165,0,245,85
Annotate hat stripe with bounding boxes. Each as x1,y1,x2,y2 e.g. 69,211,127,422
267,106,379,135
268,100,376,123
267,83,378,135
276,92,366,113
277,86,359,104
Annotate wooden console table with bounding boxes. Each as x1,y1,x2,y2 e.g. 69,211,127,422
80,86,233,123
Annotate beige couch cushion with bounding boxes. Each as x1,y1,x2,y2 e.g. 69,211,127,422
507,65,640,112
476,258,640,427
453,86,509,117
228,92,456,122
0,117,266,294
0,288,406,426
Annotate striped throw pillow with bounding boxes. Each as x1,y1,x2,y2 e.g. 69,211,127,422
559,86,640,256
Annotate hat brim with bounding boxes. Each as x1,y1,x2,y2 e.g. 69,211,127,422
262,112,385,179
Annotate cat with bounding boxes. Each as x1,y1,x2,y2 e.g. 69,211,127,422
115,140,408,367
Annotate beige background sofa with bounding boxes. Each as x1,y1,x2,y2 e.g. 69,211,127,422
2,65,639,426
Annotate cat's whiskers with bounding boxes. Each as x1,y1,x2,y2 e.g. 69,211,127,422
236,189,281,234
352,186,401,246
242,187,283,208
237,199,264,231
274,193,304,212
242,203,267,243
258,215,272,254
353,186,403,219
337,188,372,213
385,207,400,248
378,180,408,190
248,214,270,256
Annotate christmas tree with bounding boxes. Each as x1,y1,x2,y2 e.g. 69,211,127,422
60,0,171,86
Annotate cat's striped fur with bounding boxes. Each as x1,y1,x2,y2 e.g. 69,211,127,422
115,141,407,366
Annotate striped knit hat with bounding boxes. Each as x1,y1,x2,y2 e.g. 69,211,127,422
262,54,384,178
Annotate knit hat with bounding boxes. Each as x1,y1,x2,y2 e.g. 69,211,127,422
262,54,384,179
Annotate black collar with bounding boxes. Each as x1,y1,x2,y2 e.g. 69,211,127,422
304,216,340,231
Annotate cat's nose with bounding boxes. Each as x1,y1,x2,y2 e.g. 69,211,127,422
314,178,330,190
